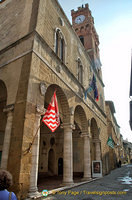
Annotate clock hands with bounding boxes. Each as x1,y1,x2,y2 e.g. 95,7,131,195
75,15,85,24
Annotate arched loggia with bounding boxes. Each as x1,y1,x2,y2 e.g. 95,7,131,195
73,105,90,181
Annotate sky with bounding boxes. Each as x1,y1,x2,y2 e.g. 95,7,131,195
58,0,132,142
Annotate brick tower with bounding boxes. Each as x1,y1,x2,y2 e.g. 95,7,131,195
71,4,101,70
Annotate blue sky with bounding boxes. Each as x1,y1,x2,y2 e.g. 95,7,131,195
58,0,132,142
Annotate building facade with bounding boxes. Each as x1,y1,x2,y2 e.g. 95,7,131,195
105,101,123,170
123,140,132,163
0,0,121,199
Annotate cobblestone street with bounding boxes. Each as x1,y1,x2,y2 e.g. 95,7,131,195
42,164,132,200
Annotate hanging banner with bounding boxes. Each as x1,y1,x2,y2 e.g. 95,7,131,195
42,91,60,132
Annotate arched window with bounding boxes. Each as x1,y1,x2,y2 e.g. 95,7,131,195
55,29,65,63
55,30,59,55
60,38,64,61
77,59,83,84
79,35,84,46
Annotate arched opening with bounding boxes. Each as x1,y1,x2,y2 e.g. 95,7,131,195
0,80,7,166
73,105,87,181
37,84,70,191
58,158,63,175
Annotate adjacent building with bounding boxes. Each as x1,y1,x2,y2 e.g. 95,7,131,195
123,140,132,163
105,101,123,170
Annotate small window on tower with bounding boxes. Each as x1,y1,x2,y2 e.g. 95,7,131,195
79,36,84,45
80,26,84,31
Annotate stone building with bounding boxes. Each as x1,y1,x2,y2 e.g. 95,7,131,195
0,0,111,199
105,101,123,170
117,134,124,164
123,140,132,163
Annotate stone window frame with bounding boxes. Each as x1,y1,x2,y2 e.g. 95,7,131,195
77,58,83,85
54,28,66,63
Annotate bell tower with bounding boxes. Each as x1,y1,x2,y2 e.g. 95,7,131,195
71,4,101,70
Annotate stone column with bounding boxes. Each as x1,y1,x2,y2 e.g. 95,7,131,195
28,106,44,198
95,140,101,160
1,104,14,169
82,133,91,180
63,123,73,185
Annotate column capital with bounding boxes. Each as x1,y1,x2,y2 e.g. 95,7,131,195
63,123,75,130
36,105,45,115
81,132,90,138
92,139,101,143
3,104,14,113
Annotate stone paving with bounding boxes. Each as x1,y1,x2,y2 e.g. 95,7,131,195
40,164,132,200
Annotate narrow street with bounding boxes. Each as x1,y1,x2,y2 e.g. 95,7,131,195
43,164,132,200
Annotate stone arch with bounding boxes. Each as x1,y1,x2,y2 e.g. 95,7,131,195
38,84,70,188
0,80,7,166
73,105,88,179
74,105,88,133
44,84,70,124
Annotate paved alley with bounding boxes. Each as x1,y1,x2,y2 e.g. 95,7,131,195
42,164,132,200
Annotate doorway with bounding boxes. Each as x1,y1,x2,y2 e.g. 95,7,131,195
58,157,63,175
48,149,55,175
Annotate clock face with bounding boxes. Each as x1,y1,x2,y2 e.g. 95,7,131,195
75,15,85,24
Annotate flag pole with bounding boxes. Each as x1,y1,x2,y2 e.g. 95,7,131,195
23,90,59,155
23,120,43,155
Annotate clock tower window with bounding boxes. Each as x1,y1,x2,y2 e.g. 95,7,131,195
79,36,84,46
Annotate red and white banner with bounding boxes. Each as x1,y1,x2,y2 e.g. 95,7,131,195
42,91,60,132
